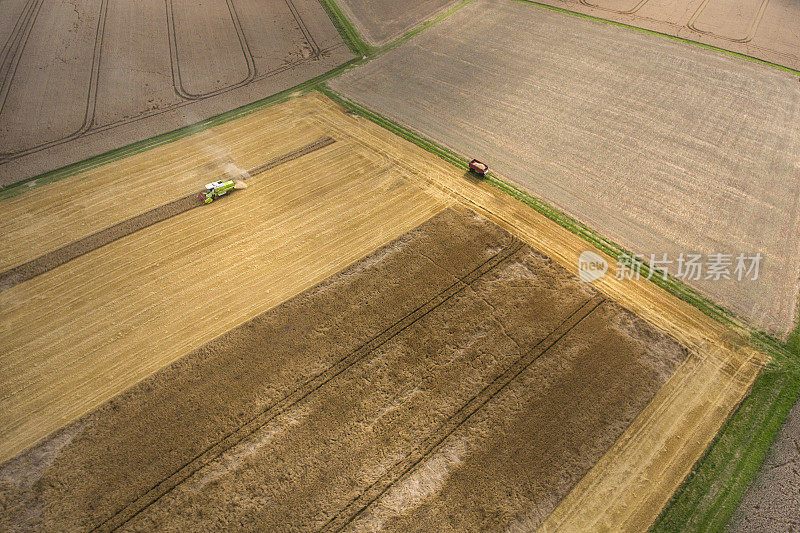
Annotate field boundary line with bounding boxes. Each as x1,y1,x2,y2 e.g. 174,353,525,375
318,0,476,57
91,237,525,532
652,366,800,531
317,0,371,56
317,85,800,370
538,350,714,530
324,295,606,531
513,0,800,77
620,355,762,529
0,0,354,165
0,61,361,201
0,0,475,199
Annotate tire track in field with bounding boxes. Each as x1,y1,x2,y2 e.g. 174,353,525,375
91,238,526,532
323,294,606,532
0,136,335,292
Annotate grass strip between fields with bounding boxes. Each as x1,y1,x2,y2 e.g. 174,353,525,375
317,0,476,58
0,0,477,202
317,85,800,370
652,365,800,532
513,0,800,77
318,85,741,328
317,0,372,57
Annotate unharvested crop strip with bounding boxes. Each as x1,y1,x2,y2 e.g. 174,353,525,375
323,295,606,531
92,238,525,532
249,135,335,175
0,136,336,292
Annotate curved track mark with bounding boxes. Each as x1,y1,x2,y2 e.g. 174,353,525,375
687,0,770,43
284,0,322,57
0,0,43,112
165,0,256,100
0,0,108,159
579,0,651,15
0,0,340,166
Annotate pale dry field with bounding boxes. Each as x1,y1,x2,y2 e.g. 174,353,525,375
335,0,459,45
0,0,352,185
0,91,766,530
330,0,800,336
531,0,800,70
1,208,691,531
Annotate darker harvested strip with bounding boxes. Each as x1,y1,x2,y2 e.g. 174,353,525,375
324,294,606,532
0,136,336,292
0,193,200,292
93,238,525,532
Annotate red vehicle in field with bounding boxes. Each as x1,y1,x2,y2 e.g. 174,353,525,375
468,159,488,176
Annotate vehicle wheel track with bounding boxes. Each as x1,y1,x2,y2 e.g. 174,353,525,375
322,294,606,532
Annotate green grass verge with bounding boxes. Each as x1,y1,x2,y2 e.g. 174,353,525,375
317,0,373,57
4,0,799,524
1,0,476,202
514,0,800,77
318,84,800,529
371,0,475,55
652,364,800,532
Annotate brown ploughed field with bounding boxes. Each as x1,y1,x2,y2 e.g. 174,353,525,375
334,0,459,45
531,0,800,70
330,0,800,337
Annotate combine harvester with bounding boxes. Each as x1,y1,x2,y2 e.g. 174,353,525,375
198,160,251,204
198,178,248,204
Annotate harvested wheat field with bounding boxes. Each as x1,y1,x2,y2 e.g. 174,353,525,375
334,0,459,45
531,0,800,70
0,94,454,463
0,0,353,185
0,91,767,531
330,0,800,336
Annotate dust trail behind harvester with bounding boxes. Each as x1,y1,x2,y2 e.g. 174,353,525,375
194,123,251,189
222,163,250,190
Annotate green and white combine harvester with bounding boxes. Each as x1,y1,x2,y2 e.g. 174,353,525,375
198,179,246,204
